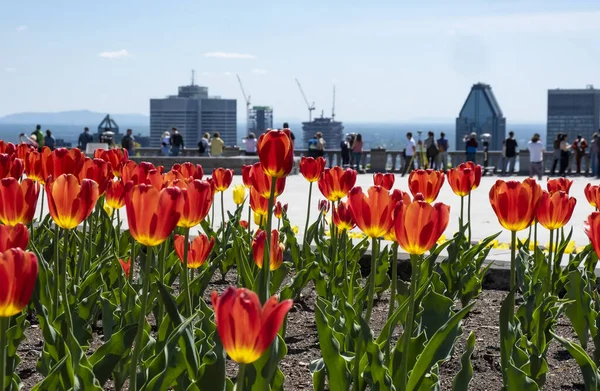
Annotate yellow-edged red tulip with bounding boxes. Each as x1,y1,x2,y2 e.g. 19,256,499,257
174,234,215,268
391,189,412,205
172,162,203,181
257,129,294,178
489,178,542,232
94,148,129,177
394,196,450,255
536,191,576,230
124,184,184,246
373,173,395,191
0,141,16,156
232,184,246,205
45,147,85,180
121,161,158,186
211,286,292,363
163,169,185,187
46,174,99,230
447,163,477,197
318,199,330,215
0,178,40,226
79,158,113,195
584,183,600,208
0,223,29,252
465,161,482,190
250,163,286,198
24,150,47,184
300,156,326,182
0,154,23,179
16,144,34,163
408,169,445,203
332,201,355,231
250,188,269,216
348,186,398,238
172,179,213,228
242,165,252,188
585,212,600,258
547,177,573,195
0,248,38,317
119,259,131,279
211,168,234,192
105,179,126,209
274,201,288,219
252,230,284,270
318,166,357,201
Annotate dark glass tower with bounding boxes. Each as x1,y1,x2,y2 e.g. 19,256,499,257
455,83,506,152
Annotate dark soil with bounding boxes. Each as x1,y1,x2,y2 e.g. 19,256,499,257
16,270,590,390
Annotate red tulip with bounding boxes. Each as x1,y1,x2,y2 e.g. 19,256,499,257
547,178,573,195
94,148,129,177
0,178,40,226
274,201,288,219
489,178,542,232
211,286,292,363
211,168,234,192
252,230,284,271
318,166,357,201
373,173,395,190
584,183,600,208
408,169,445,203
46,174,99,230
0,154,24,179
163,169,185,187
105,179,126,209
124,184,184,247
300,156,326,182
394,198,450,255
242,165,253,188
171,179,214,228
24,150,47,184
348,186,398,238
119,259,131,279
0,248,38,317
250,163,286,198
0,141,16,156
174,234,215,268
172,162,203,181
332,201,355,231
78,158,113,195
447,163,477,197
318,199,330,215
257,129,294,178
16,144,34,162
585,212,600,258
0,223,29,252
250,188,269,216
45,147,85,180
121,161,158,186
536,191,576,230
146,169,166,190
465,161,482,190
240,220,249,229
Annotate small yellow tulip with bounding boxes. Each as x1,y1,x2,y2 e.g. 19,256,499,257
232,184,246,205
103,201,114,217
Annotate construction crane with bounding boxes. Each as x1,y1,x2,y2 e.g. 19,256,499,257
331,85,336,121
236,74,251,134
295,78,315,122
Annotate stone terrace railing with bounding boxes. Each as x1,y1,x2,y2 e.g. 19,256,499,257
134,147,589,175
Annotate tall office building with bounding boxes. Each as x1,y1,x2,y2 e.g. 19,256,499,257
150,80,237,147
455,83,506,152
546,86,600,151
248,106,273,136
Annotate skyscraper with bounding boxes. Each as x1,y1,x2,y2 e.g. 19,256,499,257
455,83,506,152
546,86,600,151
248,106,273,136
150,79,237,148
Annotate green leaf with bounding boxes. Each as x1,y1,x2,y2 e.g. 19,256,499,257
358,317,395,391
551,331,600,391
406,302,474,391
452,332,475,391
309,359,326,391
565,270,597,349
88,324,137,386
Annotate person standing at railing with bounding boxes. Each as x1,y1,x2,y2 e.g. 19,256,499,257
340,134,351,167
170,128,184,156
121,128,135,157
210,132,225,157
572,134,588,176
242,132,257,156
558,134,571,176
502,131,518,175
161,131,171,156
464,132,478,163
550,133,562,176
527,133,545,181
436,132,449,171
404,132,416,173
351,134,364,171
424,131,437,169
593,132,600,179
197,133,210,156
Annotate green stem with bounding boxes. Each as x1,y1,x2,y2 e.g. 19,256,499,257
38,187,45,222
460,195,464,233
401,254,420,391
87,210,94,273
302,182,313,251
221,191,226,234
348,253,358,305
157,236,169,326
330,201,338,298
365,237,380,322
76,219,87,287
129,246,153,390
127,239,136,316
534,219,538,249
182,228,193,317
211,202,215,226
247,204,252,239
509,230,517,319
236,363,246,391
342,230,348,297
385,243,399,363
260,179,278,303
548,229,554,294
0,317,7,391
62,229,76,368
352,338,362,391
467,193,472,245
53,224,60,320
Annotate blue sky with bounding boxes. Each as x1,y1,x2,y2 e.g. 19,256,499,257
1,0,600,123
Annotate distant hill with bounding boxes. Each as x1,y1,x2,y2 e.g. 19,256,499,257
0,110,149,125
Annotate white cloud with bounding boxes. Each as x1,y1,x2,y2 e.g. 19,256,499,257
4,68,16,72
98,49,130,59
16,25,27,32
204,52,256,59
251,68,267,75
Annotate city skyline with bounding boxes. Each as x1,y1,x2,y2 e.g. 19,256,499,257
2,1,600,123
